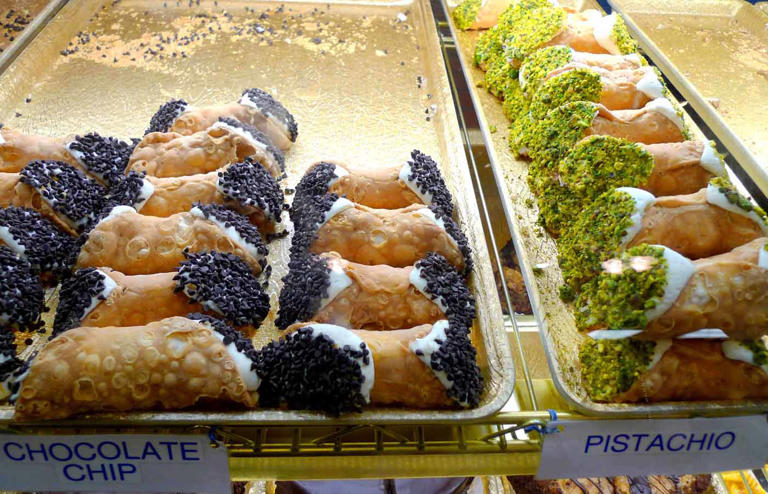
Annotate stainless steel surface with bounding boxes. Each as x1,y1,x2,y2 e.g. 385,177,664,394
445,0,768,417
0,0,514,424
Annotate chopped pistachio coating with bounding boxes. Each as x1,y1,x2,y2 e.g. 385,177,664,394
509,113,536,157
529,68,602,119
503,6,566,63
502,78,528,122
742,340,768,368
497,0,558,27
527,100,597,169
575,244,667,331
453,0,482,30
474,26,503,70
558,188,637,292
485,56,520,98
611,15,639,55
580,338,654,402
520,45,573,93
710,176,768,221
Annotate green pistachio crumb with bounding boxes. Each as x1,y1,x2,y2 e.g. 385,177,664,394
485,56,520,98
742,340,768,368
529,68,602,119
502,78,528,123
527,100,598,172
502,6,566,63
474,26,503,71
580,338,654,402
453,0,482,30
611,15,639,55
489,125,497,134
710,176,768,223
519,45,573,93
559,284,575,302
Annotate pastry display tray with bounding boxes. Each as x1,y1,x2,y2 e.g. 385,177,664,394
445,0,768,417
0,0,514,425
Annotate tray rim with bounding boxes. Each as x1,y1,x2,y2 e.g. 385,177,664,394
0,0,516,426
442,0,768,418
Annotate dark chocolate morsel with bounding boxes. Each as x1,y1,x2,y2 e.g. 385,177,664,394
0,246,45,333
239,88,298,142
415,252,475,331
275,253,331,329
52,267,106,337
145,98,189,135
67,133,137,185
218,158,285,223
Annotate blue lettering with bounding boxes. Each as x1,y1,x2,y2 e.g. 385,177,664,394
109,462,116,480
610,434,629,453
706,433,716,451
603,435,611,453
74,442,95,461
687,433,708,451
121,441,140,460
142,442,161,461
63,464,85,482
666,433,686,452
97,441,121,460
159,441,177,460
3,442,25,461
715,432,736,451
118,463,137,480
584,435,604,454
180,442,200,461
631,434,649,452
25,443,49,462
49,443,73,462
645,434,665,452
87,462,109,481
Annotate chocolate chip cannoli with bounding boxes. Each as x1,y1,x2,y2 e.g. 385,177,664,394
576,239,768,339
145,88,297,151
0,245,45,334
0,160,106,234
13,314,265,421
129,117,284,179
291,150,454,223
108,158,285,235
76,204,268,276
290,193,472,275
256,320,483,414
276,252,474,331
54,251,270,335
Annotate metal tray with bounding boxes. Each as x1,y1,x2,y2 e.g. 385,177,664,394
0,0,66,73
0,0,514,425
445,0,768,417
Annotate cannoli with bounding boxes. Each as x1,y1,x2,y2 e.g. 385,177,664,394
0,160,106,235
525,99,690,165
453,0,509,30
0,245,45,333
107,158,285,235
145,88,297,151
580,337,768,403
13,314,264,420
576,239,768,339
0,126,76,172
0,332,28,403
519,45,645,94
76,204,269,276
128,117,284,179
54,251,270,334
0,206,77,281
290,193,472,275
558,183,768,293
291,150,454,222
508,474,712,494
255,320,482,413
276,252,475,330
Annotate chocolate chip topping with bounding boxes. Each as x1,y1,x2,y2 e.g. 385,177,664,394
0,246,45,333
290,162,336,224
175,250,270,328
218,158,284,222
415,253,475,331
288,193,338,258
428,321,483,407
144,98,189,134
0,332,16,359
67,133,137,185
193,203,269,268
406,150,454,217
240,88,298,142
187,312,259,362
0,341,27,404
104,171,146,209
218,117,285,173
254,326,368,414
275,253,331,329
0,206,77,279
53,268,109,336
428,204,473,276
19,160,106,232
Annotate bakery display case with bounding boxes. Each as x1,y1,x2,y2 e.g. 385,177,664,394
0,0,767,486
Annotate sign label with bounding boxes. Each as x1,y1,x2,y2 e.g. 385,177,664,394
538,415,768,479
0,434,229,493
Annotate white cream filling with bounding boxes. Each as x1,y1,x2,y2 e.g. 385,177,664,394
722,340,768,375
699,141,726,177
646,339,672,370
328,163,349,187
210,121,267,152
626,53,644,66
0,226,25,255
644,246,695,322
238,94,290,136
409,267,447,313
318,259,353,311
94,205,136,229
616,187,655,247
587,329,644,340
705,183,768,234
418,207,459,249
0,354,11,365
211,331,261,392
0,131,5,146
133,178,155,212
80,269,118,322
170,104,194,127
636,67,664,100
8,367,28,403
592,13,620,55
410,320,467,406
306,323,375,403
318,197,354,229
645,98,686,132
189,206,263,261
399,161,434,206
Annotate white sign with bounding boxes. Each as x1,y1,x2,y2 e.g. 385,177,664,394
0,433,230,493
538,415,768,479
